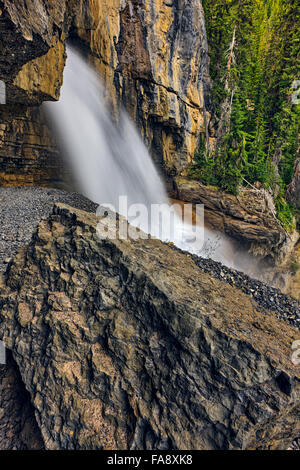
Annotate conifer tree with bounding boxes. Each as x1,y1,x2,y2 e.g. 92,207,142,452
192,0,300,228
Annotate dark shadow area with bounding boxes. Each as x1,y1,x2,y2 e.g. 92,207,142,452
0,349,44,450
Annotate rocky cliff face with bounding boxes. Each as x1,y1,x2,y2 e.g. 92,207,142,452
75,0,210,176
0,0,210,187
0,0,70,185
0,203,299,450
0,105,63,187
0,0,68,101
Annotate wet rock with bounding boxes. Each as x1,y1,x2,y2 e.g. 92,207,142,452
174,177,299,262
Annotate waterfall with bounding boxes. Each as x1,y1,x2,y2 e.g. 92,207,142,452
45,46,259,273
45,46,168,211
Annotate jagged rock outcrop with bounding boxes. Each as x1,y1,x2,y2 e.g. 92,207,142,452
174,177,299,262
0,0,210,186
0,203,299,450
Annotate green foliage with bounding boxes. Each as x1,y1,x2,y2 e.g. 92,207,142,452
189,148,243,195
193,0,300,229
189,131,244,195
275,190,296,231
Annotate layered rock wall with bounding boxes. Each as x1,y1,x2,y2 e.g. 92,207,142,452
0,351,44,449
0,0,210,187
0,0,70,185
0,0,69,100
71,0,210,177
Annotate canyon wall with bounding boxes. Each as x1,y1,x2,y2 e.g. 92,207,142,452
0,0,210,187
0,106,63,187
0,203,299,450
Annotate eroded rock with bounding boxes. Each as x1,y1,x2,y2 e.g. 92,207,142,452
0,0,68,102
0,0,210,186
0,203,299,450
0,350,44,450
0,106,63,186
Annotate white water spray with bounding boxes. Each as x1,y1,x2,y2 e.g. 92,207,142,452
45,46,258,272
45,47,167,211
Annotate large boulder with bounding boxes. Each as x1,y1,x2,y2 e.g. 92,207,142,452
0,203,299,450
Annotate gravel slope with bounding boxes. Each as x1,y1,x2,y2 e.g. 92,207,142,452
192,255,299,329
0,187,97,272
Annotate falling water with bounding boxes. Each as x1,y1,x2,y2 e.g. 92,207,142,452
45,46,259,273
45,47,168,211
